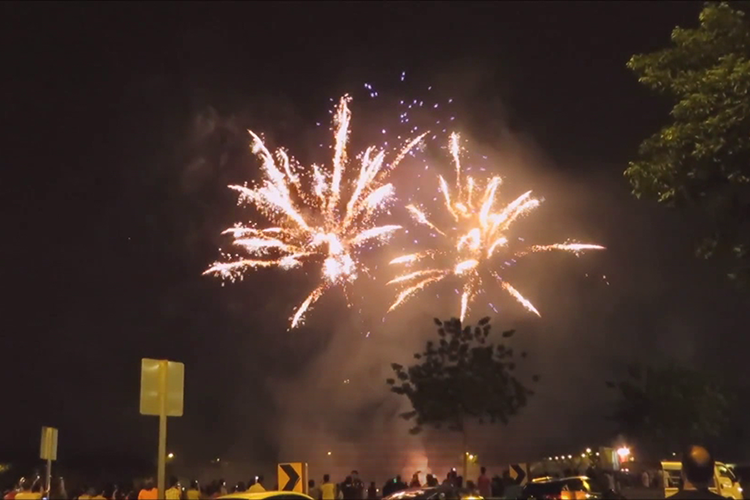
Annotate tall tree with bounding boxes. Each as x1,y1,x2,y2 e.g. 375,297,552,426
625,2,750,286
387,317,538,475
606,364,736,457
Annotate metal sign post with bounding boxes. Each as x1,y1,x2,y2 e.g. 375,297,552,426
157,360,168,499
40,427,58,497
140,359,184,499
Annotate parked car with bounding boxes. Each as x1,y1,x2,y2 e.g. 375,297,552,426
382,485,482,500
519,476,610,500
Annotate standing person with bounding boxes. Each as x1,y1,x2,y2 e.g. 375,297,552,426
321,475,337,500
667,446,724,499
366,482,377,500
186,481,200,500
477,467,491,498
49,477,67,500
165,477,181,500
409,473,421,488
394,476,407,493
308,480,320,500
351,471,364,499
137,479,157,500
341,476,354,500
248,476,265,493
491,475,504,499
381,479,393,498
91,488,107,500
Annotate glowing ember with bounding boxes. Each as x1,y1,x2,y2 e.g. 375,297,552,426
388,133,604,321
205,95,425,328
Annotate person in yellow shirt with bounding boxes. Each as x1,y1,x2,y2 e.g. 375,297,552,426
91,489,107,500
137,479,158,500
320,475,337,500
186,480,201,500
248,476,265,493
165,477,182,500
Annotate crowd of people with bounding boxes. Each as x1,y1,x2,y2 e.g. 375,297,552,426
1,445,728,499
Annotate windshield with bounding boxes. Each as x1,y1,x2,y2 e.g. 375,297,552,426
523,482,565,497
385,488,456,500
663,469,716,488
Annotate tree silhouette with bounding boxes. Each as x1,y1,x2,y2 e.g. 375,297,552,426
625,2,750,286
606,363,736,457
387,317,538,439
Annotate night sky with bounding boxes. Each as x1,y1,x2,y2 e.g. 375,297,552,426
3,1,749,480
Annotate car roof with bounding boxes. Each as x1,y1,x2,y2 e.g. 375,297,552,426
219,492,313,500
529,476,590,484
662,460,727,466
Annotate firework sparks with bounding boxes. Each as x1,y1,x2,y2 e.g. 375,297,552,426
388,133,604,321
205,95,425,328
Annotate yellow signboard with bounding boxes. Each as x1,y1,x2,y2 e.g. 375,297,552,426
139,359,184,417
40,427,58,461
278,462,307,493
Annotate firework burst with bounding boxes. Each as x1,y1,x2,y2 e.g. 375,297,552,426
205,95,426,328
388,133,604,321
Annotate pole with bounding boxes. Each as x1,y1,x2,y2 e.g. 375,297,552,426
462,425,468,483
157,360,168,499
45,457,51,497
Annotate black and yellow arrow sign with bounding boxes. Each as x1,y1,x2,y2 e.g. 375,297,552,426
278,462,307,493
509,463,528,485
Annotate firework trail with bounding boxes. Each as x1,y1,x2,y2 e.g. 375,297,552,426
388,133,604,321
205,95,426,328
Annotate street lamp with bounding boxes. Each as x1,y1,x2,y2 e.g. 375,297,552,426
586,448,592,454
167,453,174,460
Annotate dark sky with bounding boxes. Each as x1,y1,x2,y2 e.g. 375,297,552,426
2,0,749,479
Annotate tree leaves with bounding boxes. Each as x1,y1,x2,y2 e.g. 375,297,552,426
626,2,750,287
607,363,736,456
386,316,535,434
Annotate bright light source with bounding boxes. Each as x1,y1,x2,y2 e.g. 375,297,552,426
581,453,586,458
554,456,559,460
596,452,600,456
617,447,630,460
327,451,332,456
568,455,572,459
586,448,592,454
167,453,174,459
